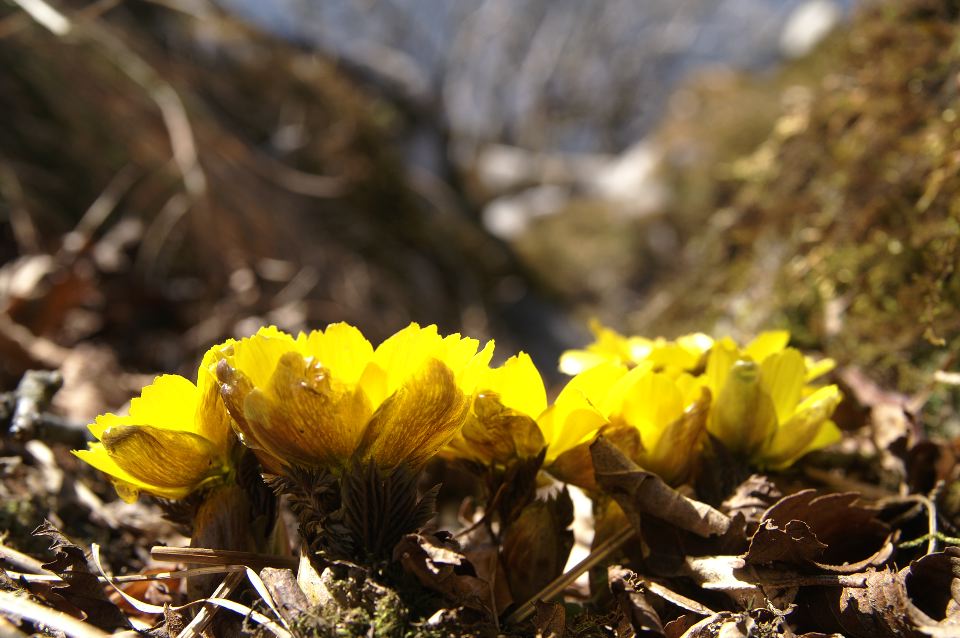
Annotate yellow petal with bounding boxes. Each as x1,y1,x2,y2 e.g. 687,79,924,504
481,352,547,419
540,402,609,462
216,359,285,473
559,350,610,375
124,375,200,433
759,385,842,468
365,324,490,406
759,348,806,424
638,386,710,485
614,371,685,450
74,444,184,502
805,356,836,382
98,425,226,498
228,326,300,389
87,374,201,441
371,323,439,399
647,343,699,372
452,394,546,464
241,352,373,469
357,358,469,469
677,332,715,357
709,359,777,457
705,337,738,399
562,362,627,408
194,365,234,452
299,322,375,386
456,339,496,394
743,330,790,363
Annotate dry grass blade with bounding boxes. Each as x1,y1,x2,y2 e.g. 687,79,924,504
244,567,293,635
90,543,165,616
198,597,292,638
0,590,108,638
506,524,636,626
150,546,299,570
7,565,247,585
175,571,245,638
0,540,51,575
9,0,71,35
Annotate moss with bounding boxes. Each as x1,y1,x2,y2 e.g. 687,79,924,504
626,0,960,418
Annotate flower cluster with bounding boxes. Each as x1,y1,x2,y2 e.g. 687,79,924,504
76,321,842,505
553,324,842,475
76,323,496,501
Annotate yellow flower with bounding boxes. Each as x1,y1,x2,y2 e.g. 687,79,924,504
215,323,494,473
560,320,713,377
74,345,235,503
537,363,642,488
539,362,627,463
445,352,547,465
602,364,711,485
705,336,842,469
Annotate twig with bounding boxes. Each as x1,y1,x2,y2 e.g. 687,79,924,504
174,571,245,638
7,0,71,36
0,590,109,638
151,546,299,570
0,541,51,575
135,191,191,276
506,524,636,626
59,164,140,261
0,162,39,254
6,564,247,584
802,467,899,501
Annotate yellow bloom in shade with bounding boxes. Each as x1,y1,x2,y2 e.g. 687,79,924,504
445,352,548,465
560,320,713,377
705,337,842,469
215,322,494,473
74,345,236,503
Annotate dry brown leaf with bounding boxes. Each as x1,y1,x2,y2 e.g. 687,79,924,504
30,521,131,632
682,555,795,610
609,565,665,638
675,608,792,638
393,533,496,615
259,567,309,629
744,490,893,573
501,492,574,603
904,547,960,637
534,600,566,638
808,568,910,638
591,437,732,538
722,474,783,525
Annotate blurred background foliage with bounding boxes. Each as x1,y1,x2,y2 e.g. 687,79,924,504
1,0,959,432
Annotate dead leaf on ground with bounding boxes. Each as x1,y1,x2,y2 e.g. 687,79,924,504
674,608,788,638
683,554,796,611
609,565,665,638
393,533,496,615
722,474,783,525
534,600,566,638
744,490,893,573
501,491,574,604
591,437,732,539
31,520,131,631
803,548,960,637
904,547,960,636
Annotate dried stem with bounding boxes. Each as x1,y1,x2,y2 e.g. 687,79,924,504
506,524,636,625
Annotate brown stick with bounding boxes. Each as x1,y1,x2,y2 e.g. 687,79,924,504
150,546,298,570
